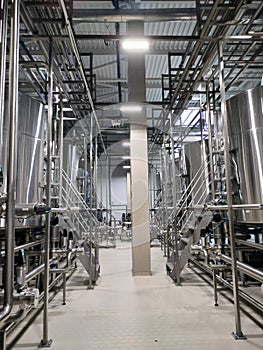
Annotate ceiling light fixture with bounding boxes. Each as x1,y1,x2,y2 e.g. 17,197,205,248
120,105,142,112
122,38,149,51
123,165,131,169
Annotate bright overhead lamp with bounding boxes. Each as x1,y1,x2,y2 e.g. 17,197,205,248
122,156,130,160
123,165,131,169
122,38,149,51
122,141,130,147
120,105,142,112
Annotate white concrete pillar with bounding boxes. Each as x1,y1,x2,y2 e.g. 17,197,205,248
127,21,151,275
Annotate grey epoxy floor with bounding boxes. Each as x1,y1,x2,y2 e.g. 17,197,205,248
12,242,263,350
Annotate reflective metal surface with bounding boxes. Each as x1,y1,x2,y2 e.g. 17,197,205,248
227,85,263,223
2,93,44,204
63,142,80,191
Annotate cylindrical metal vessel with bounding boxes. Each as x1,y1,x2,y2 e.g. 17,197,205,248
63,142,80,190
1,93,44,204
227,85,263,223
16,94,45,204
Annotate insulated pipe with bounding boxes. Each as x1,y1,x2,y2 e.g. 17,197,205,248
0,0,8,163
0,0,20,325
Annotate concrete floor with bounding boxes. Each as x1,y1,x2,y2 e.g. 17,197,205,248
12,242,263,350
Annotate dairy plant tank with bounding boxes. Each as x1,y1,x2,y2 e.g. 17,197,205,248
227,84,263,223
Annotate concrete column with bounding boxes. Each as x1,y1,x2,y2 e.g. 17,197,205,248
127,21,151,275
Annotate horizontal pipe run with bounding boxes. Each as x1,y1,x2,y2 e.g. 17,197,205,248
190,257,263,314
236,239,263,251
205,204,263,211
220,254,263,283
25,258,57,283
0,239,45,257
19,34,263,42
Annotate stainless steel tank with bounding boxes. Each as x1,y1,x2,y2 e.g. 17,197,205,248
227,85,263,223
1,93,45,204
16,94,45,204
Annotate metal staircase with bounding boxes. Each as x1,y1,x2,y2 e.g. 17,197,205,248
58,169,103,283
166,161,213,281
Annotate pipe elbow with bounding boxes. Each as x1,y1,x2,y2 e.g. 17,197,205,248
0,304,13,326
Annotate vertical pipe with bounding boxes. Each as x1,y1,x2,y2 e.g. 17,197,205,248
170,118,181,285
58,95,63,207
83,136,87,205
218,41,246,340
206,82,215,200
107,156,111,222
89,113,93,209
0,0,20,325
116,22,122,103
88,114,93,289
39,38,53,348
94,129,98,214
213,270,218,306
62,273,66,305
0,0,8,165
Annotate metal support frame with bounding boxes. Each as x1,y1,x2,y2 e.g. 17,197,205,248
206,82,215,200
39,38,53,348
0,0,20,327
218,40,246,340
58,94,64,207
0,0,8,161
170,118,181,286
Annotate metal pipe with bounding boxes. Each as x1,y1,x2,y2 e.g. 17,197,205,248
115,22,122,103
25,257,57,283
58,95,64,207
71,8,198,23
218,40,245,340
205,204,263,211
170,118,180,286
206,82,215,200
220,254,263,283
0,0,8,165
0,239,44,257
213,270,219,307
83,136,87,205
0,0,20,326
190,257,263,313
235,239,263,251
58,0,107,158
39,38,53,348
